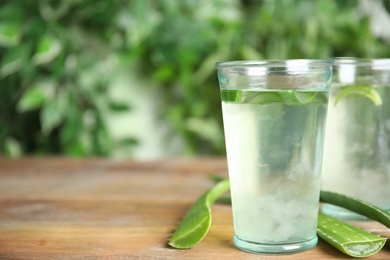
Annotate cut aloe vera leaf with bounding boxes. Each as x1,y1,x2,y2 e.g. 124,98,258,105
280,90,318,105
320,190,390,228
220,89,241,102
243,90,317,106
334,84,382,106
168,178,230,249
243,91,283,104
317,212,386,258
208,174,227,182
294,91,319,104
242,90,320,106
222,89,326,106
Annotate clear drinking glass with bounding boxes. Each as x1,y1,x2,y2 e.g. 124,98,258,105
321,58,390,220
215,60,332,254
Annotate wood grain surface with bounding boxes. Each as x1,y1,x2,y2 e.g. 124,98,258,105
0,157,389,259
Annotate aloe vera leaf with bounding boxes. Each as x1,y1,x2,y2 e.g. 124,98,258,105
243,91,283,104
334,85,382,106
320,190,390,228
244,90,318,106
222,89,325,106
209,175,232,205
294,91,318,104
242,90,319,106
317,212,386,258
216,196,231,204
280,90,318,105
221,89,241,102
208,174,226,182
208,177,389,256
168,178,230,249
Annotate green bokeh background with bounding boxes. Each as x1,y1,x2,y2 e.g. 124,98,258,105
1,0,390,159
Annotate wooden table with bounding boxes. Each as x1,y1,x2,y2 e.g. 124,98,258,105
0,157,389,259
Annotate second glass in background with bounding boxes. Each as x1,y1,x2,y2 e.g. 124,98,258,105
321,58,390,219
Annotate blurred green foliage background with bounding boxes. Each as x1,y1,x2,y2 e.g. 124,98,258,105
1,0,390,159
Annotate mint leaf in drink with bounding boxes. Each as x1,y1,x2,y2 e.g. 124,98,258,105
334,85,382,106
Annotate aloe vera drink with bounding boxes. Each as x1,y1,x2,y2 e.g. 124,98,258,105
216,60,332,254
222,89,328,253
321,84,390,218
321,58,390,220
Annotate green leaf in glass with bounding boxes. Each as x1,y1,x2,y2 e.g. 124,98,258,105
334,85,382,106
221,89,241,102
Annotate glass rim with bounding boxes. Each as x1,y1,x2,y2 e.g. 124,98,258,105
333,57,390,67
215,59,333,69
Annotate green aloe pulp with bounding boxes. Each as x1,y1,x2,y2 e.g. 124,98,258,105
168,178,230,249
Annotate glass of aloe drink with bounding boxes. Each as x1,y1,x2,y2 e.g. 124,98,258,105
215,60,332,254
321,58,390,220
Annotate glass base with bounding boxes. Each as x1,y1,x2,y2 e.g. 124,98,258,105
233,235,318,255
321,204,367,221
